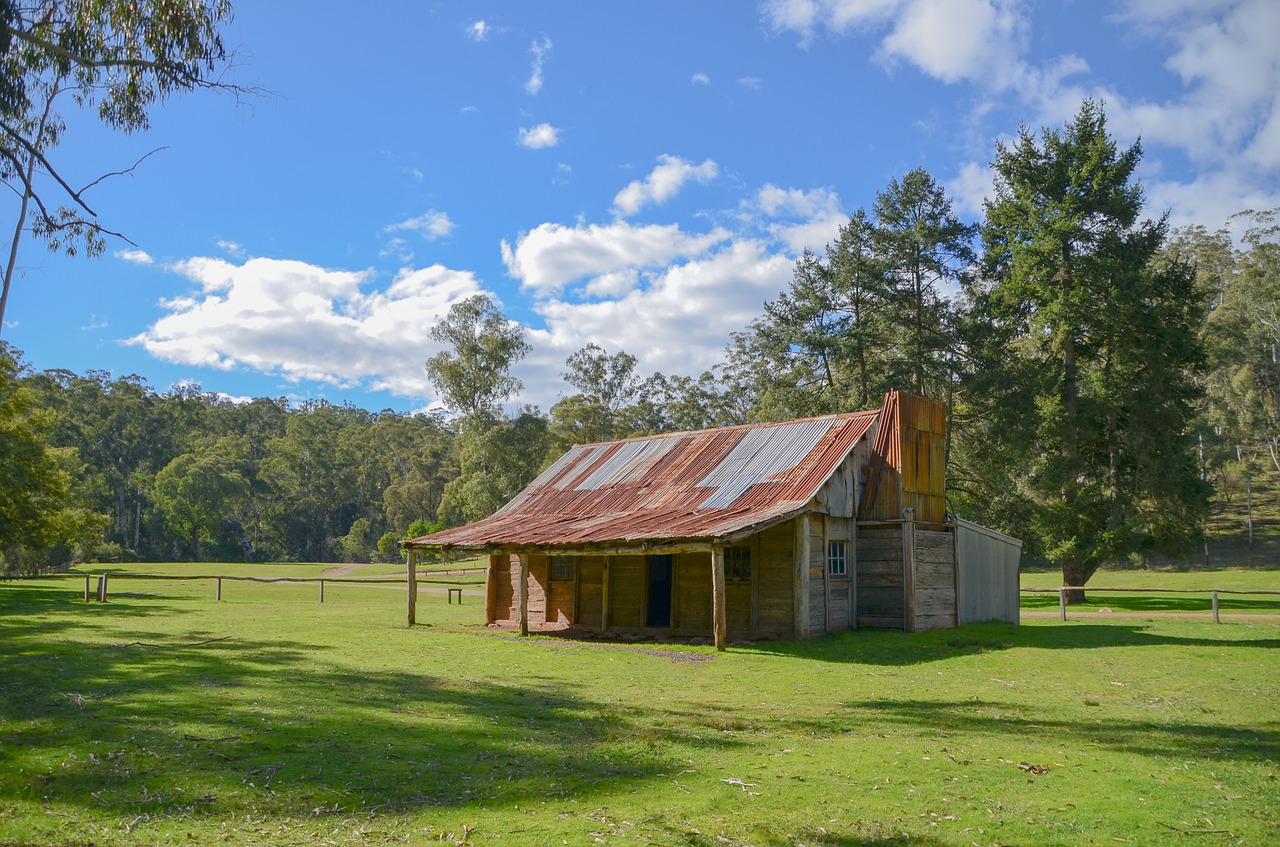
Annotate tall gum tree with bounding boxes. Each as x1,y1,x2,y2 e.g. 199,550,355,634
0,0,241,333
975,100,1208,601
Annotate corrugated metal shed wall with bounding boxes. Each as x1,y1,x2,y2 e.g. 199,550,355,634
955,519,1022,624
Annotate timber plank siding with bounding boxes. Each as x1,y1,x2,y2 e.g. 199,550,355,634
756,523,795,637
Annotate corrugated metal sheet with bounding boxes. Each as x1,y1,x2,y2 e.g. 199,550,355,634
409,410,877,551
955,518,1022,624
858,390,948,523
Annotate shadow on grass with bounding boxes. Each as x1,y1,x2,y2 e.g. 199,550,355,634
784,697,1279,764
0,588,737,823
734,622,1280,666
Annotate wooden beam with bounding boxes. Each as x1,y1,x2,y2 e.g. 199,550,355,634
850,517,859,630
712,544,727,651
518,554,529,637
902,507,916,633
797,515,811,637
406,549,417,627
486,554,499,624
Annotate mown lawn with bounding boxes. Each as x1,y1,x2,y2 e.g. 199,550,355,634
1,567,1276,847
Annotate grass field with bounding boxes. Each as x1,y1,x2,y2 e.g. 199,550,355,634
1,566,1277,847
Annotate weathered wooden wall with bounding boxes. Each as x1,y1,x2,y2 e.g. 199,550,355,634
756,523,795,637
676,552,711,633
608,555,645,627
577,557,604,628
806,517,827,637
912,528,956,631
856,524,905,629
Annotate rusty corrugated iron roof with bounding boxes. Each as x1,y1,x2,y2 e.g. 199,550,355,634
408,409,879,552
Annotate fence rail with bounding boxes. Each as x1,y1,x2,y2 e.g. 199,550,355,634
3,571,481,604
1021,586,1280,622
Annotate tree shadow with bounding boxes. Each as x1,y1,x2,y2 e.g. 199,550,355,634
734,622,1280,665
779,697,1278,764
0,611,742,824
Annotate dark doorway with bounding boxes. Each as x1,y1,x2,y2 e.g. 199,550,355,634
646,555,673,627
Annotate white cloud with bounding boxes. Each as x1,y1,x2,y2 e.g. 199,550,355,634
526,35,552,94
877,0,1027,88
520,239,795,401
691,72,711,85
385,210,456,240
518,123,560,149
753,184,846,253
467,19,489,41
948,161,995,217
737,76,764,90
116,248,153,265
612,155,719,217
501,220,732,296
130,258,487,398
216,240,246,258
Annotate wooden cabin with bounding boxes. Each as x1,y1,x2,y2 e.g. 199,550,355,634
404,390,1021,649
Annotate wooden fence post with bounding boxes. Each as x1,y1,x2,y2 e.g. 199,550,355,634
1059,587,1067,622
319,579,325,603
84,574,91,602
1212,590,1219,623
96,574,108,602
216,577,222,601
406,549,418,627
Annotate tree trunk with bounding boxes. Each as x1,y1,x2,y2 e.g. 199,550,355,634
1061,557,1096,604
193,528,204,563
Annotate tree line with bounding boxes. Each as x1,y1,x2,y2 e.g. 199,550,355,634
3,102,1277,595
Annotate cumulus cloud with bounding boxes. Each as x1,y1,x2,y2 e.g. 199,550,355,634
526,35,552,94
692,72,711,85
116,248,154,265
737,76,764,90
385,210,456,240
130,258,487,398
752,184,846,253
501,220,732,296
518,123,560,149
612,155,719,217
467,19,489,41
520,239,795,400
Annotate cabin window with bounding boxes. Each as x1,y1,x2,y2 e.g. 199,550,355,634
551,555,576,581
725,546,752,580
827,541,847,577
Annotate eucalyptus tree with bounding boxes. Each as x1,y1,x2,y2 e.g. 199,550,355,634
1,0,241,333
973,100,1207,600
425,294,531,425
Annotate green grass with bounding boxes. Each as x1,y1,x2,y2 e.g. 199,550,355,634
2,569,1277,847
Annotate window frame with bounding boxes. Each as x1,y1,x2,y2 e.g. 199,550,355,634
827,540,848,578
724,545,752,581
550,555,577,582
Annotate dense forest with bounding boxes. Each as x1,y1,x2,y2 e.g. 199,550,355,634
3,103,1277,592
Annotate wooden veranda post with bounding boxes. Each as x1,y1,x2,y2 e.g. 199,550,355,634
406,549,418,627
486,555,499,624
712,544,727,651
518,554,529,637
901,507,916,633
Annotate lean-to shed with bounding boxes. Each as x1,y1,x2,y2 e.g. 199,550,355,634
404,390,1021,648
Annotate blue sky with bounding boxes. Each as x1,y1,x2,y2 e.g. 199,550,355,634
4,0,1278,414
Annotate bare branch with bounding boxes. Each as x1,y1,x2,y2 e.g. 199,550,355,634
79,146,168,193
0,120,100,217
